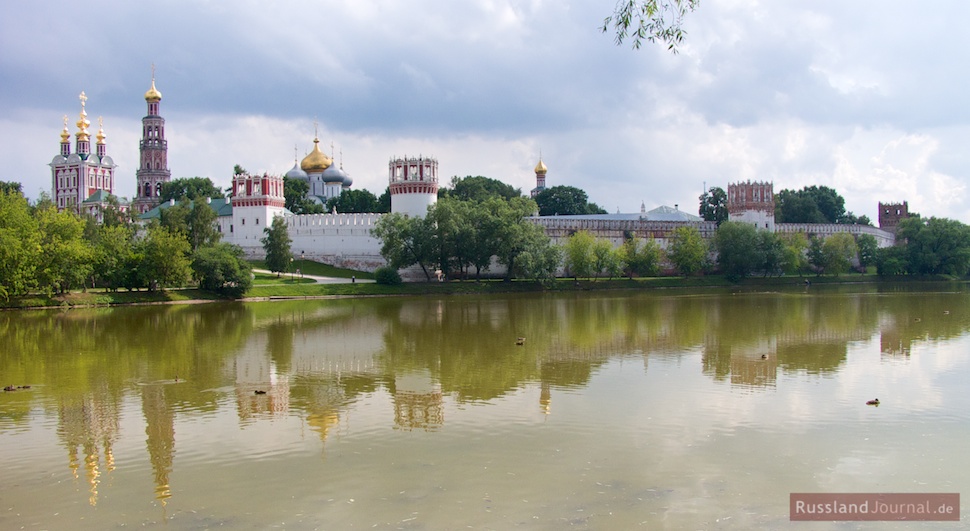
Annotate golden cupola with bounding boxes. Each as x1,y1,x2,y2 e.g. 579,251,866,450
144,78,162,103
60,115,70,143
76,92,91,141
300,137,333,173
534,158,547,175
96,117,106,145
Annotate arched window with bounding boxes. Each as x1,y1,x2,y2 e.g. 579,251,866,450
145,182,152,197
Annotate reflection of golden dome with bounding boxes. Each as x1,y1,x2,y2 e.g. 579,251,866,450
534,158,547,174
300,137,332,173
145,78,162,102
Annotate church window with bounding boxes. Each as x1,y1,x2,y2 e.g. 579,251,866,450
256,218,259,225
242,218,245,225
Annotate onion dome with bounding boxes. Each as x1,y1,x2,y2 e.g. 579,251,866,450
145,78,162,102
285,160,308,180
76,92,91,142
340,165,353,187
300,137,332,173
96,117,106,145
534,158,547,174
60,115,70,142
322,163,343,184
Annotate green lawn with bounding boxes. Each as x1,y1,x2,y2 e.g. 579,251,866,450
249,259,375,280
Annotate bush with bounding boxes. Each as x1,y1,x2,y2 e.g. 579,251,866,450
374,266,402,285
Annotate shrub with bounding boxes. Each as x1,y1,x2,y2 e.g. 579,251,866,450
374,266,402,285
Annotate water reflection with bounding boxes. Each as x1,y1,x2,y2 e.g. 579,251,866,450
1,285,969,518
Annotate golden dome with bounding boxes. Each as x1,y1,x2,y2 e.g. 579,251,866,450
145,78,162,102
76,92,91,142
96,117,106,144
60,115,70,142
300,137,333,173
534,158,547,174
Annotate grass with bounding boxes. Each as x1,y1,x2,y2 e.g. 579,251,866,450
248,260,375,280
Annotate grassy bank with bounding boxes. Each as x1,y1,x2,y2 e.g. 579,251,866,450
3,269,966,310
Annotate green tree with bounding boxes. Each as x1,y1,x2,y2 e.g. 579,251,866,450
0,190,40,299
159,202,191,236
856,234,878,271
564,231,596,278
757,230,784,277
875,245,908,276
441,175,521,202
601,0,698,51
373,212,438,281
699,186,728,225
514,237,562,285
779,233,808,276
897,217,970,275
714,221,760,281
325,189,382,214
0,181,23,195
775,186,847,224
92,224,136,290
261,215,293,277
592,238,622,280
534,185,607,216
159,177,224,202
821,233,858,276
667,226,707,276
620,236,661,278
377,187,392,213
807,236,826,275
35,206,93,294
137,225,191,291
192,243,253,297
283,177,324,214
100,194,134,227
429,198,476,278
186,200,221,251
493,196,544,281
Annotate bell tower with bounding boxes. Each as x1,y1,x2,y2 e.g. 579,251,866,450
134,66,171,214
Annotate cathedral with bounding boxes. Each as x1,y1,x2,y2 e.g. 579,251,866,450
49,92,117,219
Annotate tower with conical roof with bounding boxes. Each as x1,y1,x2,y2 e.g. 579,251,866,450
134,68,172,214
50,91,116,215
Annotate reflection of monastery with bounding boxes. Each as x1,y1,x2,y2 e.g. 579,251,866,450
53,76,901,273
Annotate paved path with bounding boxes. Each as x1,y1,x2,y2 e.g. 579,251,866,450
253,269,374,285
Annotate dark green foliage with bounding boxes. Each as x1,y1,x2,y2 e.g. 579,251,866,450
441,176,521,202
160,177,224,203
0,181,23,195
667,226,707,276
192,243,253,297
875,245,908,276
325,189,382,213
856,234,878,270
699,187,728,225
775,186,847,224
897,217,970,275
374,266,402,285
283,177,324,215
534,186,607,216
714,222,760,281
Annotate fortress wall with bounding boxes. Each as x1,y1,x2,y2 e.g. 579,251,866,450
775,223,895,247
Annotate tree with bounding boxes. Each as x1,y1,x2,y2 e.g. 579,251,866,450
807,236,826,275
377,187,392,213
100,194,134,227
186,200,221,251
373,212,437,281
601,0,698,51
0,181,23,195
875,245,908,276
821,233,858,276
667,226,707,276
592,237,622,280
325,189,382,214
620,236,661,278
564,231,596,278
714,222,760,281
897,217,970,276
757,230,784,277
779,233,808,276
514,237,562,285
92,224,136,290
441,175,521,202
261,215,293,277
856,234,878,271
137,225,191,291
775,186,847,224
493,196,545,281
192,243,253,297
534,185,607,216
283,177,325,214
35,206,93,294
159,177,224,203
159,202,191,236
0,190,40,299
699,187,728,225
429,198,476,278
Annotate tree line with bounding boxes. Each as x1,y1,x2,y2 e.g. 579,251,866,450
0,180,252,301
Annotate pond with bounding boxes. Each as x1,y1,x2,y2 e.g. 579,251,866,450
1,285,968,529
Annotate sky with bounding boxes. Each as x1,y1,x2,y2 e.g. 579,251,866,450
2,0,969,223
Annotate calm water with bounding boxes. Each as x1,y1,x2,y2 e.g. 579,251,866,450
1,285,969,530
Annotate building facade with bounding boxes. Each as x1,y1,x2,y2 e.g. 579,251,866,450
50,92,116,217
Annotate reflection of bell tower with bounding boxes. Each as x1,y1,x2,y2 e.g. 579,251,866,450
142,384,175,504
539,381,551,415
392,370,443,431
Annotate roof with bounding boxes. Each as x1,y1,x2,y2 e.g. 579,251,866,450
138,197,233,220
534,205,702,223
82,189,111,204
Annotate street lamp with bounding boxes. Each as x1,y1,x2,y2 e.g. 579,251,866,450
301,250,305,278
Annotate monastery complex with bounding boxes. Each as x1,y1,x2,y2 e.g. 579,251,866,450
50,76,902,275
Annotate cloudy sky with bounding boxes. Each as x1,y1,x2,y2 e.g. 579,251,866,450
3,1,968,222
